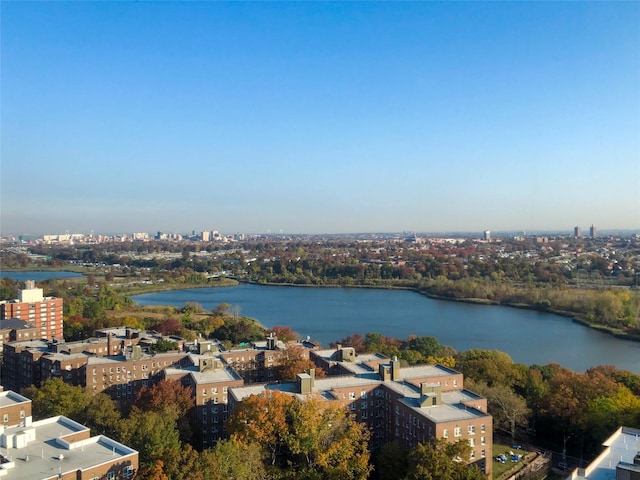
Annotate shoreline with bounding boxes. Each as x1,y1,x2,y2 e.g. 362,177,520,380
237,279,640,344
7,270,639,344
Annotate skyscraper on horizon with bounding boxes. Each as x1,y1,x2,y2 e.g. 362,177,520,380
590,225,597,238
574,226,582,238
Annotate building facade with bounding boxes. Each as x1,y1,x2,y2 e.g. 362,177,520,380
231,347,493,476
0,281,63,341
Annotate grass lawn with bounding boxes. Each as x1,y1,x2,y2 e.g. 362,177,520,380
492,443,530,479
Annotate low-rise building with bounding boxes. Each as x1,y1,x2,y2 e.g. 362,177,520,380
564,426,640,480
0,389,138,480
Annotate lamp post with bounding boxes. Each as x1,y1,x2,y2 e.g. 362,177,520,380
562,434,571,467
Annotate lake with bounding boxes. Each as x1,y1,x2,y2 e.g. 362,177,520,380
0,271,84,281
133,284,640,373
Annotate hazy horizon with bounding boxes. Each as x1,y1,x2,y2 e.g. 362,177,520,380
2,2,639,235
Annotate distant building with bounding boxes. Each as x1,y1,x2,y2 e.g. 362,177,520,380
574,226,582,238
202,231,211,242
0,389,138,480
590,225,597,238
0,281,63,341
483,230,491,241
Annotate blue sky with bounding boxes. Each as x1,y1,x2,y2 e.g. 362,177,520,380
2,2,639,235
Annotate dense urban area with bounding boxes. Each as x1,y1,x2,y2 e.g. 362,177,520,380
1,230,639,480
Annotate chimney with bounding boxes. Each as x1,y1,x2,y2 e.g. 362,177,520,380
419,383,442,407
379,364,391,381
391,356,400,381
297,373,313,395
267,333,276,351
309,368,315,388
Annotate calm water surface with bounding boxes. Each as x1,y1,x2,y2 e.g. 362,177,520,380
0,271,84,281
133,284,640,373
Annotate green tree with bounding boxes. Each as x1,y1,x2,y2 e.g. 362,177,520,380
405,438,485,480
78,393,122,437
374,441,408,480
22,378,90,420
118,410,181,467
203,438,267,480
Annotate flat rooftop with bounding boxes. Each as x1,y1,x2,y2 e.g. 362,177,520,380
0,390,30,409
0,416,137,480
571,426,640,480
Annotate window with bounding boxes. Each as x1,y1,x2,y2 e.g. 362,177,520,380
443,429,448,438
481,449,486,458
454,427,461,437
361,401,367,409
361,391,367,398
20,410,25,418
481,424,486,433
213,387,218,394
3,414,8,423
361,411,368,419
107,472,116,480
470,449,476,459
469,438,475,447
349,392,356,400
468,425,475,434
481,436,485,445
223,387,228,393
350,403,356,411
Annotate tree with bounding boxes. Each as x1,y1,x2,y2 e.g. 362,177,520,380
118,410,181,467
78,393,122,437
203,438,267,480
374,441,408,480
405,438,486,480
406,335,445,358
134,380,194,443
22,378,90,420
455,349,521,388
275,345,325,382
227,390,372,479
271,325,300,342
470,381,529,443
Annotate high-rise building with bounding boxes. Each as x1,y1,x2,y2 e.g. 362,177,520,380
483,230,491,241
574,226,582,238
0,281,63,341
590,225,597,238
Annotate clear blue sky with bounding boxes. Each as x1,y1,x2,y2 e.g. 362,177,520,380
2,2,639,235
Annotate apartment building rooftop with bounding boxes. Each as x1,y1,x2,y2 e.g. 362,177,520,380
0,390,30,410
0,415,137,480
567,426,640,480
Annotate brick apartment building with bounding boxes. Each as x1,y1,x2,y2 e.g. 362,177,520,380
2,330,493,475
0,387,138,480
0,318,38,357
0,281,63,341
230,345,493,476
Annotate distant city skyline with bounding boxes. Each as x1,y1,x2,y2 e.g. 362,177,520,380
2,2,639,235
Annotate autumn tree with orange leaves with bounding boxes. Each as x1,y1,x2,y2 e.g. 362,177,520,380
227,390,372,479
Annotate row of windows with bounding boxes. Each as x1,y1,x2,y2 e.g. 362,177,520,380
443,425,486,438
